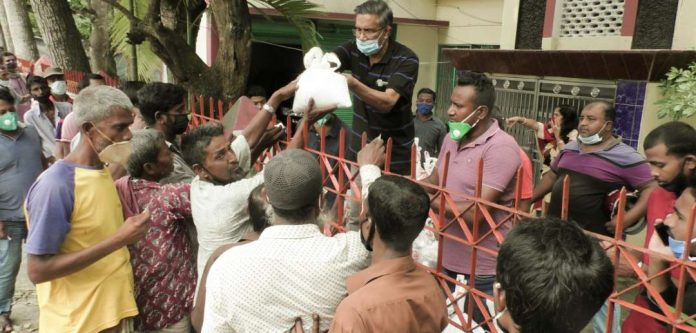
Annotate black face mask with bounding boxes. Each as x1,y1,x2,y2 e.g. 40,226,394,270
360,218,375,252
6,63,16,71
35,92,51,104
662,160,688,194
170,114,190,135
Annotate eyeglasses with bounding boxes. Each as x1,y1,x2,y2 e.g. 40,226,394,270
352,27,383,38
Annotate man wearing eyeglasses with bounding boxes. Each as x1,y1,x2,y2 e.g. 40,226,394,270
334,0,419,175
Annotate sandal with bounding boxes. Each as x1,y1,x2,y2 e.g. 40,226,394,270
0,313,12,333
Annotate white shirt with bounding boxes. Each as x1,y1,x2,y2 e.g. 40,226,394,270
202,224,370,333
191,134,263,281
23,101,72,158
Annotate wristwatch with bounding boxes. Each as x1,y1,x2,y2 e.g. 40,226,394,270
262,103,275,115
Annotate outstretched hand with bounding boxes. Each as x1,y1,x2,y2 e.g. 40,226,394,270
304,99,337,125
289,314,323,333
357,136,386,168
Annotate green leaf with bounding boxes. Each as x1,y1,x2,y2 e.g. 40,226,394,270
250,0,320,51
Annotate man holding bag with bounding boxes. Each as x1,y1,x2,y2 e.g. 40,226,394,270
334,0,419,175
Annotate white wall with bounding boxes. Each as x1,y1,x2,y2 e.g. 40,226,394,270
436,0,504,46
672,0,696,50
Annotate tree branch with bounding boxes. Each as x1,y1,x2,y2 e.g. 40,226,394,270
99,0,141,24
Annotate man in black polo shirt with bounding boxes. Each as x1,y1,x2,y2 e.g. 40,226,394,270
334,0,419,175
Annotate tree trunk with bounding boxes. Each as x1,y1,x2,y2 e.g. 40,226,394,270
0,2,14,52
89,0,116,75
209,1,252,101
4,0,38,60
0,23,6,49
29,0,90,72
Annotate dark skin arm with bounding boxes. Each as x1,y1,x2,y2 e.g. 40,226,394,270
27,210,150,284
531,170,557,203
605,180,657,233
242,80,297,148
287,99,337,150
345,75,400,114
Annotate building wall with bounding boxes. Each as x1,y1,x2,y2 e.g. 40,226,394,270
672,0,696,50
632,0,679,49
436,0,504,46
513,0,545,49
396,25,440,98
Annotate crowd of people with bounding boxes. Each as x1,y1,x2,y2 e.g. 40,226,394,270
0,0,695,332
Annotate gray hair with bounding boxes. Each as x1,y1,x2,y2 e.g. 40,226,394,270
73,85,133,126
127,129,165,178
354,0,393,28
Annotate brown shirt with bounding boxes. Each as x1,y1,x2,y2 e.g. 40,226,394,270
330,256,449,333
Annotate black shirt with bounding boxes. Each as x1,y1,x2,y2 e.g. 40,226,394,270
334,39,419,175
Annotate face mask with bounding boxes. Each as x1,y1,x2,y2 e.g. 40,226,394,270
360,217,375,252
578,122,608,145
0,80,8,87
87,123,132,167
356,31,383,56
447,107,481,141
6,63,16,71
170,113,190,135
0,111,17,131
667,236,696,261
50,80,67,95
416,102,434,116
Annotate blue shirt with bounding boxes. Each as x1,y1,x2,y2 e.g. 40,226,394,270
0,125,43,222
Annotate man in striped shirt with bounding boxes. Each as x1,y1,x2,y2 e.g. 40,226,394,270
334,0,418,175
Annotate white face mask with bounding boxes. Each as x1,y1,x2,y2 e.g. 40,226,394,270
50,80,67,95
578,122,608,145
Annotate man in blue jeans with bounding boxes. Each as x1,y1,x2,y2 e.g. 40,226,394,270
0,87,45,331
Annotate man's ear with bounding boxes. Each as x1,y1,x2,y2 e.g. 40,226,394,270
80,121,94,134
494,282,506,312
684,154,696,172
477,106,490,120
143,162,156,177
191,163,206,178
154,110,167,125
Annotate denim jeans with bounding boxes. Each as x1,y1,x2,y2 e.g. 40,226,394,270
592,300,622,333
0,222,26,314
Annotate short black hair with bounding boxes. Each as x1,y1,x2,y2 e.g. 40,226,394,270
181,123,224,167
367,176,429,252
496,217,614,332
26,75,47,90
0,87,15,104
457,71,496,112
77,76,91,92
417,87,436,101
354,0,393,28
246,85,267,98
119,81,146,106
137,82,187,125
248,184,271,233
643,121,696,157
88,73,105,81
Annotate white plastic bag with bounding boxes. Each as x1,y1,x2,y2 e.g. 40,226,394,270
292,47,352,114
412,218,438,268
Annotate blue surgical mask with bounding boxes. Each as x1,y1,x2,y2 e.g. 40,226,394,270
416,103,434,116
356,31,383,56
578,122,608,145
668,236,696,261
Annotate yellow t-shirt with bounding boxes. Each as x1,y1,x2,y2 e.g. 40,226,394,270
24,161,138,333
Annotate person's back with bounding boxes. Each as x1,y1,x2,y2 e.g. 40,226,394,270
331,175,447,333
202,149,369,333
205,225,368,332
494,217,614,333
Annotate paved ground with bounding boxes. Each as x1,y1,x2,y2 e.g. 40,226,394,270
7,248,39,333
